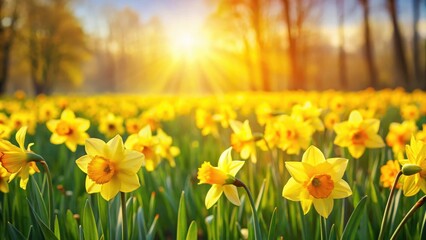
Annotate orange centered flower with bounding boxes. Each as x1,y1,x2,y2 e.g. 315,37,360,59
351,130,368,145
306,174,334,199
56,121,73,136
197,162,233,185
87,156,116,184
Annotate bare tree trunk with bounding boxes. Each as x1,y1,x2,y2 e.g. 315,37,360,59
412,0,422,88
282,0,298,90
252,0,271,91
337,0,347,90
387,0,411,88
0,0,18,94
359,0,378,88
243,37,257,91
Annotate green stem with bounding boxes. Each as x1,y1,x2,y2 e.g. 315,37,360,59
378,171,402,240
234,179,261,240
121,192,128,240
390,195,426,240
321,216,328,240
320,215,324,240
40,161,54,229
28,152,55,230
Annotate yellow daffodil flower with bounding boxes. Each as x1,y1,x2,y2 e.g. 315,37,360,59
415,124,426,143
46,109,90,152
399,137,426,196
277,115,313,155
0,163,11,193
282,145,352,218
401,104,420,121
380,160,401,188
324,112,340,131
125,125,159,171
334,110,385,159
255,102,273,126
197,148,245,209
125,117,144,134
155,128,180,167
0,127,40,189
291,102,324,132
230,120,257,163
99,113,124,138
38,102,59,123
212,104,237,128
195,108,218,137
9,111,36,134
76,135,145,201
386,121,417,158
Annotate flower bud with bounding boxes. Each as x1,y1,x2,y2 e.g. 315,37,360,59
401,164,422,176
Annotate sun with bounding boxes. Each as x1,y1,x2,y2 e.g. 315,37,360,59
170,29,205,59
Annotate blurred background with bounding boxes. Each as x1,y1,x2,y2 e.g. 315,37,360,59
0,0,425,95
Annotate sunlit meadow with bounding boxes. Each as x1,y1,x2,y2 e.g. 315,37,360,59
0,89,424,239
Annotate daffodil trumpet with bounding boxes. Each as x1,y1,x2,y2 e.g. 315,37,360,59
378,170,402,240
390,195,426,240
233,179,262,240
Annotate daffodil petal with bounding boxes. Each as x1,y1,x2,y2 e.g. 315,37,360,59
229,120,242,133
15,126,28,150
223,185,240,206
302,146,325,165
348,145,365,159
326,158,348,180
120,150,145,172
118,172,140,192
76,155,92,173
218,147,232,167
205,185,223,209
100,177,121,201
65,141,77,152
62,109,76,120
285,162,308,183
86,177,101,193
282,178,304,201
365,134,385,148
240,147,250,160
139,125,152,139
228,160,245,176
50,134,67,144
348,110,363,123
46,120,59,132
331,179,352,199
85,138,106,157
402,175,420,196
108,135,125,161
301,199,313,214
77,119,90,132
313,198,334,218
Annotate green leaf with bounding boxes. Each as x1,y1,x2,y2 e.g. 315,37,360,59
7,222,26,240
267,207,277,240
185,221,198,240
54,216,61,240
255,179,267,210
27,199,58,240
328,224,336,240
82,199,99,240
177,191,187,240
420,212,426,240
65,210,78,240
27,177,48,223
341,195,368,240
147,214,159,240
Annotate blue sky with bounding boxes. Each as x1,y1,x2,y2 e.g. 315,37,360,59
72,0,425,38
73,0,212,37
